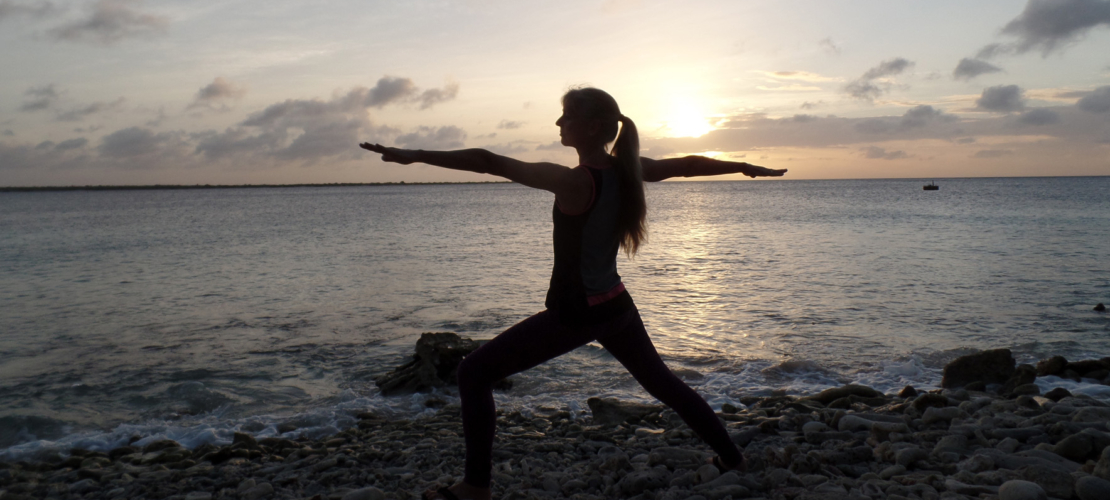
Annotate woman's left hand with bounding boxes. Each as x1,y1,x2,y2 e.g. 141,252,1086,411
743,165,788,178
359,143,418,165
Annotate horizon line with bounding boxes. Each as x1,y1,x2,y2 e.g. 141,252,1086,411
2,175,1108,192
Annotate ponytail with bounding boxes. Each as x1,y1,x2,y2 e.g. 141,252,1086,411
612,115,646,256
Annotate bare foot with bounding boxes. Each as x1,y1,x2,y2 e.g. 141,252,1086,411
422,482,492,500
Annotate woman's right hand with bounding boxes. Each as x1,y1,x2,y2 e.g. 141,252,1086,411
359,143,418,165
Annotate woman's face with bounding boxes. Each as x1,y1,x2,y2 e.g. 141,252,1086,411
556,107,593,148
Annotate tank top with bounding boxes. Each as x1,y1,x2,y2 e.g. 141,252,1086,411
544,163,635,326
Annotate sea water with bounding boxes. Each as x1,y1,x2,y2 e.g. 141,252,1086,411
2,177,1109,458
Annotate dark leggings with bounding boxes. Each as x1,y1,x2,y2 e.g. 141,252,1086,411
455,308,743,488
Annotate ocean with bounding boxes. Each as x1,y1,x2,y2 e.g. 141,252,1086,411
2,177,1109,459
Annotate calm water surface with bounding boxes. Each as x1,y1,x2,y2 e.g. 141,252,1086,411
2,177,1109,455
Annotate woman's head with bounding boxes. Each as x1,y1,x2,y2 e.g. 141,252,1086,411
560,87,647,256
559,87,622,147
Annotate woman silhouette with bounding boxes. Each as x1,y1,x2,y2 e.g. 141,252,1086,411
360,87,785,500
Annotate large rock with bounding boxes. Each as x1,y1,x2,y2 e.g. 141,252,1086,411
801,384,883,405
942,349,1016,388
587,397,663,426
374,332,509,395
1035,356,1067,377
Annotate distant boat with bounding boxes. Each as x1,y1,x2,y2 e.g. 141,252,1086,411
923,181,939,191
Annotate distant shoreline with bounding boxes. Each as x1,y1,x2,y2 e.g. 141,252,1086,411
0,181,511,192
2,175,1108,192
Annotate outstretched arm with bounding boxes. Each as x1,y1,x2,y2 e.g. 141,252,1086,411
359,143,593,210
641,155,786,182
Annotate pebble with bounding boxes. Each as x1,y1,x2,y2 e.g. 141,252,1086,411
998,479,1048,500
1076,475,1110,500
4,358,1110,500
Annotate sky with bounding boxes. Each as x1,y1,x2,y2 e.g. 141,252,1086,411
1,0,1109,186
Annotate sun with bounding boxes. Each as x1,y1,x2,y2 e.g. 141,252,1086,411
661,100,715,138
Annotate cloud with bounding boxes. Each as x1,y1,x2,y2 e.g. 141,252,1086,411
0,0,57,20
48,0,167,45
955,137,977,144
536,141,563,151
819,37,841,55
363,76,458,110
1077,85,1110,112
861,146,910,160
395,125,466,150
800,101,825,110
189,77,246,110
99,126,174,158
900,105,956,128
195,77,452,163
497,120,524,130
976,85,1025,112
56,97,126,121
972,149,1015,158
953,58,1003,81
844,57,914,100
1017,108,1061,125
19,84,60,112
54,137,88,150
365,76,418,108
1000,0,1110,55
755,70,840,82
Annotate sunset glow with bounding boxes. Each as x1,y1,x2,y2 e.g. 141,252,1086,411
1,0,1107,186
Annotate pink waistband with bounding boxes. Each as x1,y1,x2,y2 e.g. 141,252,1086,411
587,282,626,306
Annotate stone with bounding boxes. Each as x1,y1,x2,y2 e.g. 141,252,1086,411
1073,406,1110,422
342,487,385,500
879,464,906,479
375,332,510,395
837,415,874,432
695,464,720,484
587,398,662,426
1053,433,1093,462
647,447,706,469
184,493,212,500
1001,364,1038,395
1076,475,1110,500
898,385,917,398
802,384,883,405
911,393,950,412
1036,356,1068,377
921,406,960,425
958,454,994,473
1044,387,1071,401
616,469,668,495
933,434,968,455
1068,359,1110,376
1010,383,1040,397
942,348,1016,388
241,482,274,500
1019,466,1074,499
895,447,927,468
699,485,749,500
998,479,1047,500
1095,445,1110,480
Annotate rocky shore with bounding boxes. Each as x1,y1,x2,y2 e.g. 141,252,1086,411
4,348,1110,500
